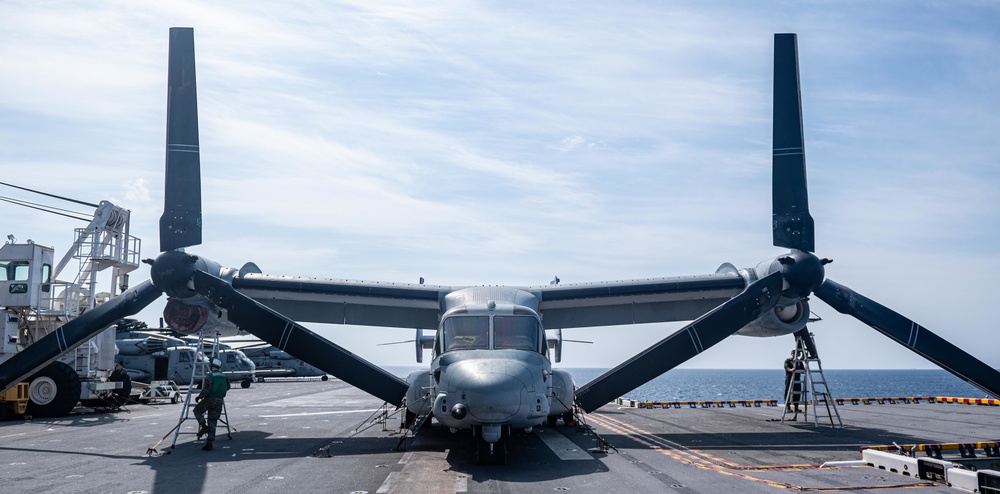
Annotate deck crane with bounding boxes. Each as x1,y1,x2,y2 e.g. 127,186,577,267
0,185,141,417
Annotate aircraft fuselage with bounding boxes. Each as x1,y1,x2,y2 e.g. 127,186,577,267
405,287,575,449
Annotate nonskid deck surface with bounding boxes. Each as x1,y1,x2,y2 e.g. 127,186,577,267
0,380,995,493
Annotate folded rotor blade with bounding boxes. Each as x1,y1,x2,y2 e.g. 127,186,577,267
0,281,163,393
192,270,409,405
159,27,202,252
574,271,784,412
772,33,814,253
815,278,1000,398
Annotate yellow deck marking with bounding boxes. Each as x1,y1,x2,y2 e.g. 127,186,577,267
589,412,935,491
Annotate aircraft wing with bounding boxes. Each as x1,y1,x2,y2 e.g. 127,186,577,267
235,271,749,331
534,272,748,329
234,273,448,329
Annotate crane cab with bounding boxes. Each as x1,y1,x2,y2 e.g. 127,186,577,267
0,241,54,312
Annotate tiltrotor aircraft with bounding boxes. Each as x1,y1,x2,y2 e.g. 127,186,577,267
2,29,997,464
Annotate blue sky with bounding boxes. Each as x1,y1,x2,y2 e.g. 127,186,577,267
1,2,998,370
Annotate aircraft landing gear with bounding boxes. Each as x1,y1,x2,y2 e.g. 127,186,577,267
474,424,509,465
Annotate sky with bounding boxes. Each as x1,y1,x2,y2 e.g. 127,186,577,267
1,1,998,372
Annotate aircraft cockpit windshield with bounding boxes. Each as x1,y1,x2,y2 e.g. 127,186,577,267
440,314,542,353
442,316,489,351
494,316,539,351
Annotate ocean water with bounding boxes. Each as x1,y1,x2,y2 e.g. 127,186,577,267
559,368,988,402
385,366,989,402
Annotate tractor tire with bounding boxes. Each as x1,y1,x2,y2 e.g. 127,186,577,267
26,361,81,418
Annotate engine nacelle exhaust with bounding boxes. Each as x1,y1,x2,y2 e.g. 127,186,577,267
153,254,250,336
163,297,241,335
736,298,810,337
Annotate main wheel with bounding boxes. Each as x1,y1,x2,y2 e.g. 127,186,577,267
240,377,252,388
26,361,81,418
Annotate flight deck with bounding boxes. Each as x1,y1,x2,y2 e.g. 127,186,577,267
0,379,996,493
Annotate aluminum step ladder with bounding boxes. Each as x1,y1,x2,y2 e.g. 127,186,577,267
168,331,233,448
782,334,842,427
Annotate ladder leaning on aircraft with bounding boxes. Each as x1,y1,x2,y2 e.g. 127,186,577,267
2,30,999,465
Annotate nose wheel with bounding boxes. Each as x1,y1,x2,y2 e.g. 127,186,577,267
474,425,509,465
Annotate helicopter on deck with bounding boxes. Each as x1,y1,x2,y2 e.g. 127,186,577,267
116,329,255,388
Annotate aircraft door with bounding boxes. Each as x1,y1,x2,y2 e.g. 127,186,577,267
154,356,169,380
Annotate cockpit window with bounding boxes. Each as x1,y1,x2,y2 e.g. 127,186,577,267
442,316,489,351
494,316,539,351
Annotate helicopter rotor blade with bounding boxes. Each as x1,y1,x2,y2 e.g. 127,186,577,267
159,27,202,252
815,279,1000,398
192,270,408,405
772,33,814,253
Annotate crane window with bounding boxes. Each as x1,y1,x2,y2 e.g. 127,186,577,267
41,263,51,292
442,316,489,351
494,316,539,351
0,260,30,281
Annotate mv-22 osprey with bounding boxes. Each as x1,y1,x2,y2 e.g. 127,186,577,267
18,30,1000,464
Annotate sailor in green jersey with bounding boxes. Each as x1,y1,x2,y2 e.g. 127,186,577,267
194,358,229,451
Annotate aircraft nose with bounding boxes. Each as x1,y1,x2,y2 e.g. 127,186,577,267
453,360,530,422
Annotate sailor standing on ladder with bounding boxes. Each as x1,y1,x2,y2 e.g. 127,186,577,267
783,350,802,413
194,358,228,451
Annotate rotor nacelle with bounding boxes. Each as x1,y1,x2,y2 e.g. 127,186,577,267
732,252,826,337
147,250,198,298
735,297,810,337
146,251,243,335
755,251,829,299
